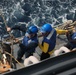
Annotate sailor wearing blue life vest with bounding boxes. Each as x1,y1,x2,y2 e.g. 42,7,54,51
39,23,57,60
17,25,38,62
54,27,76,56
64,31,76,50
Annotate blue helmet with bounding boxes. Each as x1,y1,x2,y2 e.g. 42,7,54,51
40,24,53,33
27,25,38,34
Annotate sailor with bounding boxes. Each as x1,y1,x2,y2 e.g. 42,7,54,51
38,23,69,60
54,25,76,56
65,26,76,50
17,25,38,62
38,24,56,60
7,25,38,62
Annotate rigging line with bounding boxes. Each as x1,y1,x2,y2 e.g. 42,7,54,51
0,10,14,66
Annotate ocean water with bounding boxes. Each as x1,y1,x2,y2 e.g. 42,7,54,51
0,0,76,37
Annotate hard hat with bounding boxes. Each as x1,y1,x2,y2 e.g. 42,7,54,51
27,25,38,34
40,24,52,33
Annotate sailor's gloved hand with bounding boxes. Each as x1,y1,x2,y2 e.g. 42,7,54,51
28,40,32,44
14,38,20,44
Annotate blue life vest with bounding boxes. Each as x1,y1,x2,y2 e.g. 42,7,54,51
42,29,57,52
72,32,76,40
22,36,38,53
70,32,76,48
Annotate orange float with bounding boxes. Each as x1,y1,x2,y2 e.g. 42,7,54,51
0,61,11,74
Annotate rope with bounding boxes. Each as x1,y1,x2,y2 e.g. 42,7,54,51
5,51,24,68
0,10,15,66
0,11,25,68
0,50,24,68
53,20,75,31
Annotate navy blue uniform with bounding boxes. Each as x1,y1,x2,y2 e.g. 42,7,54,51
17,35,38,60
